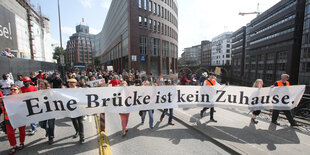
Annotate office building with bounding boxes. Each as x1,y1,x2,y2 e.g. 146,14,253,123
211,32,232,66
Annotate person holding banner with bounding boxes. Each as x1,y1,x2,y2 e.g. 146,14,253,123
119,81,130,136
3,85,26,154
68,78,85,143
38,79,56,145
251,79,263,124
140,80,154,128
160,80,175,125
109,75,121,86
21,77,38,135
271,74,302,127
200,72,218,122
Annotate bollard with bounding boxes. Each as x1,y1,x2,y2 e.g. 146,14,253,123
100,113,105,132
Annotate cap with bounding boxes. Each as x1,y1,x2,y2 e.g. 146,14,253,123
67,78,77,83
202,72,208,77
22,76,32,82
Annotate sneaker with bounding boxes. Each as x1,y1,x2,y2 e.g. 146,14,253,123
272,121,280,125
200,110,204,118
79,137,85,144
160,117,163,122
291,123,303,127
82,116,87,121
9,146,17,155
210,118,217,122
168,122,175,125
18,143,24,150
73,133,78,138
48,140,54,145
30,130,36,135
251,118,258,124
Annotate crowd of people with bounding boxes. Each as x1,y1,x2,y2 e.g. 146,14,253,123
0,67,303,154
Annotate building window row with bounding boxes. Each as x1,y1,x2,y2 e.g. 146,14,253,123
139,16,178,40
249,27,295,45
231,32,243,41
139,0,178,28
250,14,296,38
250,1,296,28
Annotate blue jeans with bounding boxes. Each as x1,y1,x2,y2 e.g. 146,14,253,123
39,119,55,141
161,109,173,123
141,110,154,128
31,123,37,131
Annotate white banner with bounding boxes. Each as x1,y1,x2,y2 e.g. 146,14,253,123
3,85,305,128
86,79,106,87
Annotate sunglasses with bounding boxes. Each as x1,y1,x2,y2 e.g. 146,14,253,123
10,89,18,91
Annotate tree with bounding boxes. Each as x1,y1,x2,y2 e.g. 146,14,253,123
53,47,66,64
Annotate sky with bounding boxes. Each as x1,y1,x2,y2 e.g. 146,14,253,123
30,0,280,57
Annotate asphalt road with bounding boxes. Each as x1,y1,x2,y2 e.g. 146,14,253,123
0,116,99,155
105,110,230,155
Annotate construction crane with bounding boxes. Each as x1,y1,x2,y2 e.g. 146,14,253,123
239,3,260,16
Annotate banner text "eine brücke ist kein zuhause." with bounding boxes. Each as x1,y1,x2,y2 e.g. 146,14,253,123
3,85,305,128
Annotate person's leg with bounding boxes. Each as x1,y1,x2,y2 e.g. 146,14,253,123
283,110,296,125
160,109,168,120
271,110,280,124
141,111,146,123
210,108,217,122
71,118,79,136
77,117,84,139
47,119,55,141
168,109,173,123
120,114,127,131
39,120,48,136
148,110,154,128
31,123,37,131
6,124,17,146
200,107,209,117
125,114,130,129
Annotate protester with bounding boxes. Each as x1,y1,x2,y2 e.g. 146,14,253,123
36,70,44,79
38,79,56,145
271,74,302,126
51,73,63,88
198,72,208,86
140,80,154,128
30,72,38,86
0,74,14,96
109,75,120,86
1,48,15,58
200,72,218,122
160,80,174,125
15,75,24,88
21,76,38,135
119,81,130,136
3,85,25,154
180,73,191,85
0,90,5,134
251,79,263,124
126,75,135,86
78,78,89,88
68,78,85,143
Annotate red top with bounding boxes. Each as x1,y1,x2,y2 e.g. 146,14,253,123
109,79,120,87
21,85,38,93
0,91,3,98
37,74,44,79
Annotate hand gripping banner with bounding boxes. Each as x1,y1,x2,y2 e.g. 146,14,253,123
3,85,305,128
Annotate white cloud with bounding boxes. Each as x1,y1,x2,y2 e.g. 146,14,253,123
89,27,100,34
61,26,75,35
80,0,93,8
100,0,111,9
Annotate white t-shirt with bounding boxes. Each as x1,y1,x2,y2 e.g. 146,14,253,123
0,79,14,95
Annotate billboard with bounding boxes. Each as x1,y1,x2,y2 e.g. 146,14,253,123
0,4,18,51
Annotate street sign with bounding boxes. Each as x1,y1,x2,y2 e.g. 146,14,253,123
141,55,146,61
60,55,65,66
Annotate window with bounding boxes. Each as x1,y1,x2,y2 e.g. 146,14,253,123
140,35,147,55
162,7,164,18
144,17,148,27
158,22,161,32
139,16,142,26
139,0,142,8
149,19,152,30
158,5,161,16
154,2,157,14
144,0,147,10
154,20,157,31
149,1,152,12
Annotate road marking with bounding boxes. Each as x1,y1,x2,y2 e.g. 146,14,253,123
94,114,112,155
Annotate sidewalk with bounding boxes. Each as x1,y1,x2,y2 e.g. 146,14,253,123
0,116,99,155
173,107,310,155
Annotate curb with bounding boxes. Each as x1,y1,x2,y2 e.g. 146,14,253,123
158,109,242,155
261,110,310,126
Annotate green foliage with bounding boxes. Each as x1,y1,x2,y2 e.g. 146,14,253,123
53,47,66,64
